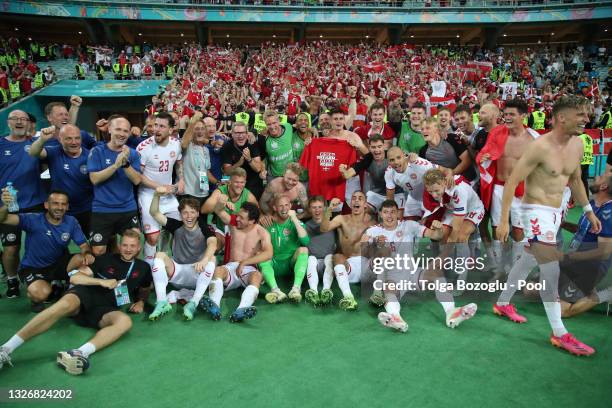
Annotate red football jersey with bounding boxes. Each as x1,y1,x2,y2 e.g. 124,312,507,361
299,138,357,200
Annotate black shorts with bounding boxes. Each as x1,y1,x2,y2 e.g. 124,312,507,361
90,211,140,246
18,251,71,286
559,259,605,303
67,285,118,328
0,204,45,247
73,211,91,238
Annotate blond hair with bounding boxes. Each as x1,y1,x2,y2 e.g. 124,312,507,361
285,162,304,177
423,169,446,186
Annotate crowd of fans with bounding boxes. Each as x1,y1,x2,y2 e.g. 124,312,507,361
130,41,610,133
0,37,62,106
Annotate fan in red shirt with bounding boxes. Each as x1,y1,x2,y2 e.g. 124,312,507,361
0,69,8,90
353,102,395,148
143,63,152,78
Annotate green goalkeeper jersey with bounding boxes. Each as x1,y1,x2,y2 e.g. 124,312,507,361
267,217,310,260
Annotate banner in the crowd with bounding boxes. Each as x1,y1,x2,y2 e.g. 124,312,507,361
428,96,457,115
500,82,518,100
364,62,386,73
431,81,446,97
471,61,493,73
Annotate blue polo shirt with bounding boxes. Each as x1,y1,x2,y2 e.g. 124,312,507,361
0,137,45,210
87,143,141,213
18,213,87,269
45,146,93,215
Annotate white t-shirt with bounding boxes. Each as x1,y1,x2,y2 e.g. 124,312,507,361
444,178,484,216
132,63,142,75
384,158,436,201
365,220,425,258
136,137,182,194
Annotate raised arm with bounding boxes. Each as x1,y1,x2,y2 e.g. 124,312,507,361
29,126,55,159
181,111,203,151
68,95,82,125
149,187,170,227
320,198,344,233
212,193,232,225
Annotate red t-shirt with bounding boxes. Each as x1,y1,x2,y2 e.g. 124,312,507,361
299,138,357,200
354,123,395,142
20,77,32,93
0,73,8,90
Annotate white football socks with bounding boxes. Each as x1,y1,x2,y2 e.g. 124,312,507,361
306,256,320,291
209,278,224,306
334,264,353,297
77,342,96,358
1,335,24,354
238,285,259,309
192,262,216,305
151,258,169,302
144,242,157,267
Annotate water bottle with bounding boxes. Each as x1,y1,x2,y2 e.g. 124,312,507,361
5,182,19,212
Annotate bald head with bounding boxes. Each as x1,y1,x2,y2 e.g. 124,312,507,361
478,103,500,130
59,124,82,156
387,146,403,158
203,117,217,135
59,124,80,138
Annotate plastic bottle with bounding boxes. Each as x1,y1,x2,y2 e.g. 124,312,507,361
5,182,19,212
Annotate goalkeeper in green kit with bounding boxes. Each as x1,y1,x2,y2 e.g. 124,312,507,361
259,194,310,303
